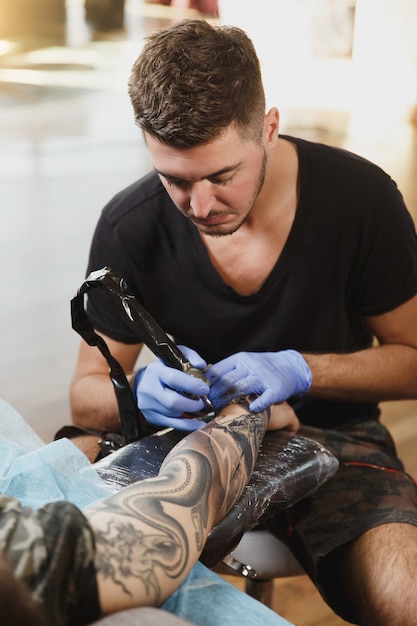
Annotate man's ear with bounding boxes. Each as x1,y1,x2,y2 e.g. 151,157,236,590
263,108,280,147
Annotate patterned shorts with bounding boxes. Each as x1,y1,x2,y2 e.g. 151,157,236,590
265,419,417,623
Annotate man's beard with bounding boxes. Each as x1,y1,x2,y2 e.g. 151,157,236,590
198,149,267,238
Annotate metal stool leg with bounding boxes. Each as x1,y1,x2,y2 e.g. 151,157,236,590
245,578,274,607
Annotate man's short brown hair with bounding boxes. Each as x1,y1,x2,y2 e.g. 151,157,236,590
128,19,266,148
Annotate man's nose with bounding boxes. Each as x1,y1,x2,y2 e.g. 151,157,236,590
189,181,215,218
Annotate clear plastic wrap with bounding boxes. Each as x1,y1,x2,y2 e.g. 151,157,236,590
94,429,187,489
200,429,338,567
95,427,338,568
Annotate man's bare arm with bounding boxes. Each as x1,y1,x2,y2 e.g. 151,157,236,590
84,401,272,615
305,294,417,402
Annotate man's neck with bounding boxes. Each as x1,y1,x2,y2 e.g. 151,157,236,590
198,139,300,296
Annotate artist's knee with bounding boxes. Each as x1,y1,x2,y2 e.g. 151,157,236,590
343,523,417,625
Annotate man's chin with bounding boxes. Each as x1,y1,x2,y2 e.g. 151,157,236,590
194,221,243,238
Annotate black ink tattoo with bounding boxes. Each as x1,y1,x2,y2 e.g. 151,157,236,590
93,452,212,604
92,407,268,604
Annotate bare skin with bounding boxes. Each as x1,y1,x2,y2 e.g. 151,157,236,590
85,401,272,614
339,522,417,626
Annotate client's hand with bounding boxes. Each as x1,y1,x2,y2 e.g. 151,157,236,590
267,402,299,433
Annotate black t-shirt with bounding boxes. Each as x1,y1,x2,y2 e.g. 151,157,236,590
85,136,417,428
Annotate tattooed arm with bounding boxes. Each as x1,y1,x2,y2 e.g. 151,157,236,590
84,401,296,616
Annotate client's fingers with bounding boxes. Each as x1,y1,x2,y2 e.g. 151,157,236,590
267,402,300,433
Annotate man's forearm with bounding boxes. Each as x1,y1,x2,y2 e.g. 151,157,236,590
70,374,122,432
304,344,417,402
85,403,269,615
161,403,269,526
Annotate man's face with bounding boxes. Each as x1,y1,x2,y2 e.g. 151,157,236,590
145,126,267,237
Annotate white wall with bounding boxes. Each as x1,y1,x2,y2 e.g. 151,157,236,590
218,0,417,138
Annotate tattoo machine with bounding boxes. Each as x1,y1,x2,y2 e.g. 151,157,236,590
71,267,215,440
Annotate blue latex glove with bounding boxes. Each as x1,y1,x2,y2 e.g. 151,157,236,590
206,350,312,413
134,345,210,431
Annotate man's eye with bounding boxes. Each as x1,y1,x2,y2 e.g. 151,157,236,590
166,179,187,188
211,176,234,186
164,176,234,188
